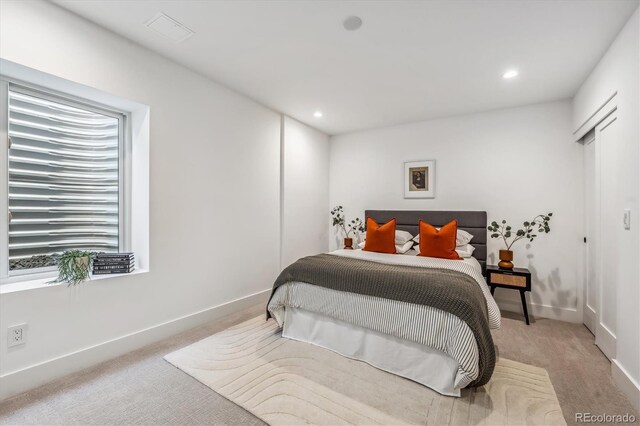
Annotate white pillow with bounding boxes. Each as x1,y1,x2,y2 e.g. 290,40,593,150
412,229,474,247
455,229,474,246
396,241,414,254
402,248,420,256
358,240,414,254
455,244,476,258
395,230,414,245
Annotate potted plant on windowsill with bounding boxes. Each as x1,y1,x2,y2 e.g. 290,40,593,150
49,249,94,286
331,205,365,249
487,213,553,269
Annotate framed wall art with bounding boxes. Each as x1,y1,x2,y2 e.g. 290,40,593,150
404,160,435,198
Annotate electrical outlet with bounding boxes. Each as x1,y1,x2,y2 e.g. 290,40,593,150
7,324,26,347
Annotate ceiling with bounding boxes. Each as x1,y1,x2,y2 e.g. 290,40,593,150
54,0,639,135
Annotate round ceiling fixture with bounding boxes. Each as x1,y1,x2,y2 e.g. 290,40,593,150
314,111,323,118
502,69,519,79
343,16,362,31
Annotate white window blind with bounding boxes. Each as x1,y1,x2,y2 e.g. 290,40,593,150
7,86,122,272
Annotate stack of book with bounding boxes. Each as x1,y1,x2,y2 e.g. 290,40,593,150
93,252,135,275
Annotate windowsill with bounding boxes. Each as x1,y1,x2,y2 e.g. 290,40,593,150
0,268,149,295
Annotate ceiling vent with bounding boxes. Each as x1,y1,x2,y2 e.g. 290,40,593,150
144,12,194,43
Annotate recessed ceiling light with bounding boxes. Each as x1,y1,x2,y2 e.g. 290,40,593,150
502,69,519,79
343,16,362,31
145,12,194,43
314,111,323,118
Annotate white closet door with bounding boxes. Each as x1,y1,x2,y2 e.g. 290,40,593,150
583,134,598,334
595,113,619,360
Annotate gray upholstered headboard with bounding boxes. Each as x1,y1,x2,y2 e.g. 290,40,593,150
365,210,487,273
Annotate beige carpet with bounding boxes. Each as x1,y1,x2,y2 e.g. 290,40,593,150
164,316,566,426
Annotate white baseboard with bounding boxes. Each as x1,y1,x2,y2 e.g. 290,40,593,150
583,305,596,334
0,288,271,401
612,359,640,412
494,297,581,323
595,323,616,360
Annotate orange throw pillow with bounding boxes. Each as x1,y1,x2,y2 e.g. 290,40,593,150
363,217,397,254
418,220,462,260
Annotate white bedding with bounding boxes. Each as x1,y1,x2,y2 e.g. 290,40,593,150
397,247,483,271
283,308,462,396
267,249,500,393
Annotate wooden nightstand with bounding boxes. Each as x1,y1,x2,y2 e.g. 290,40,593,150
486,265,532,325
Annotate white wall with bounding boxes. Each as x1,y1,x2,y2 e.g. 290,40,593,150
330,100,583,322
573,8,639,410
281,117,330,268
0,0,282,397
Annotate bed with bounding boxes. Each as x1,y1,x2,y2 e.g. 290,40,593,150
267,210,500,396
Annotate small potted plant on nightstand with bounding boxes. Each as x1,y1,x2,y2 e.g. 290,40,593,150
487,213,553,269
331,205,365,249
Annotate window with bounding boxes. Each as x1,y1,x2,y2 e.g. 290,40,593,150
1,80,126,280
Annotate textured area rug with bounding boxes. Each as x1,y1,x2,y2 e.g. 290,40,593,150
165,316,566,425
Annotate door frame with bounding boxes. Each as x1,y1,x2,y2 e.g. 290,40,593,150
582,130,597,334
593,112,618,360
576,93,618,361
